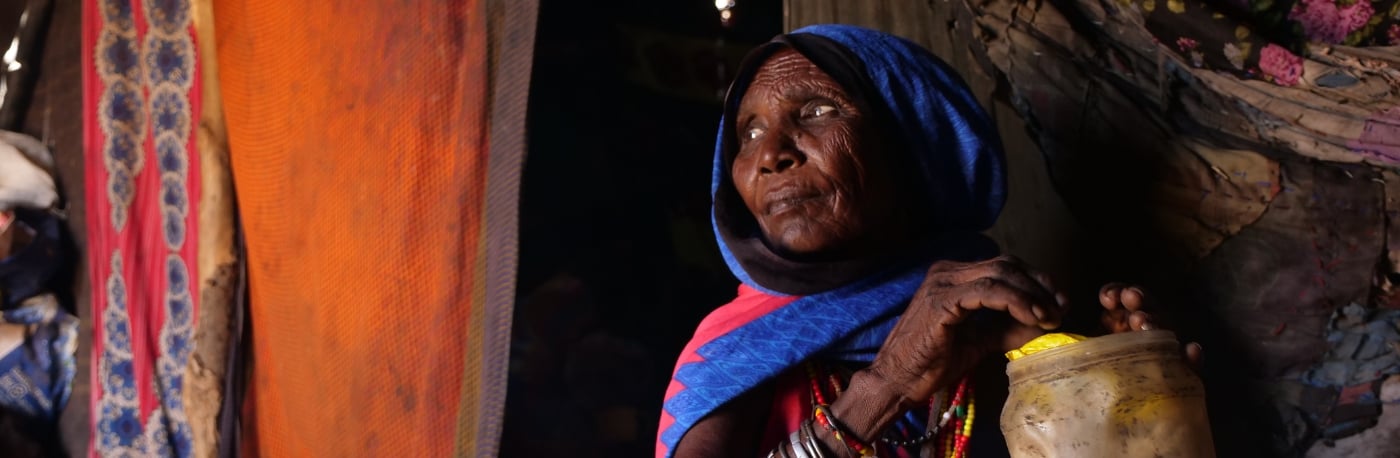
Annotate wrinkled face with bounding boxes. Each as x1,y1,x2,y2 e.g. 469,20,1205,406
732,48,898,258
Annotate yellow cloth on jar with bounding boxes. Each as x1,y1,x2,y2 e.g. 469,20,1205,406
1005,333,1088,361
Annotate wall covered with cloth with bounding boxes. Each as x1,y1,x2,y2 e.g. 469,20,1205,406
213,0,536,456
3,0,236,455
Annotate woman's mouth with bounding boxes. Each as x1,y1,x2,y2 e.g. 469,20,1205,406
764,187,823,216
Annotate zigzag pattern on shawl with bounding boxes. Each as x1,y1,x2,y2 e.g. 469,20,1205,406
657,266,928,456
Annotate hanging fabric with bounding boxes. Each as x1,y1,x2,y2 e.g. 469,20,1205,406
81,0,202,455
212,0,536,455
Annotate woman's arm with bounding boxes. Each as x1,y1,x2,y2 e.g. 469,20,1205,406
815,256,1064,455
818,369,909,455
679,256,1065,457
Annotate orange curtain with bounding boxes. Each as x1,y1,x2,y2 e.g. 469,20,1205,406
213,0,534,455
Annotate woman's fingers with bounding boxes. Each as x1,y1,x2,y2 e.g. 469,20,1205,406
1101,308,1129,333
945,278,1060,330
1099,282,1127,310
1128,310,1154,331
1032,271,1070,311
942,257,1061,317
1120,286,1146,311
1100,283,1148,311
1101,282,1160,335
1102,306,1155,333
1185,342,1204,372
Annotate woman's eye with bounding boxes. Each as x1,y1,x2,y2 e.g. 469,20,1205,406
809,104,837,118
744,127,764,140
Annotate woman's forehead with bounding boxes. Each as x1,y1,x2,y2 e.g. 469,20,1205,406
744,49,844,99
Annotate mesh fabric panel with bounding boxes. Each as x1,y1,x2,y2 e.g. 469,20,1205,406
212,0,531,455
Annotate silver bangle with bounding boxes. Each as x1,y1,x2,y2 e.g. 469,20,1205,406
790,429,813,458
800,419,828,458
775,419,833,458
770,437,794,458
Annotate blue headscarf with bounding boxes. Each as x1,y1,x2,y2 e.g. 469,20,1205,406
658,25,1007,457
711,24,1007,296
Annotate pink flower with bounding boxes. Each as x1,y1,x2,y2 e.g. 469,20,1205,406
1389,24,1400,46
1340,1,1375,32
1259,44,1304,86
1290,0,1375,44
1176,37,1200,52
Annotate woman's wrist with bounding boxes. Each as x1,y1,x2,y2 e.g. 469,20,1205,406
826,368,911,445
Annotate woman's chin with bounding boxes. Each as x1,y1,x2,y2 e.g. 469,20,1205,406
768,231,845,260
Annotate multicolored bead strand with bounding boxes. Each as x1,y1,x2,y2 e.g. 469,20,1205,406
805,362,975,457
953,389,975,457
813,404,877,456
938,379,975,458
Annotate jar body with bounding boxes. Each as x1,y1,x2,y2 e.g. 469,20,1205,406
1000,330,1215,458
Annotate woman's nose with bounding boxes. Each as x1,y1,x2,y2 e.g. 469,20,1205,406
757,132,805,175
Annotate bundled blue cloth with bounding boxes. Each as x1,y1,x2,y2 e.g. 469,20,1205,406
657,25,1007,457
0,209,78,425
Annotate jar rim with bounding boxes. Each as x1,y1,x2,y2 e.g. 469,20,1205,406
1006,330,1182,379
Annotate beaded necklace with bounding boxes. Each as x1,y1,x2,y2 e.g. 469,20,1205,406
806,362,975,458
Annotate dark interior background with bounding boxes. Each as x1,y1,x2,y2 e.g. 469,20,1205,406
502,1,781,456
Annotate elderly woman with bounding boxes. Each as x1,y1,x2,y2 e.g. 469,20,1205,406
657,25,1188,458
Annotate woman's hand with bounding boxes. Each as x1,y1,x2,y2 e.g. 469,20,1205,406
1098,283,1203,368
865,255,1067,406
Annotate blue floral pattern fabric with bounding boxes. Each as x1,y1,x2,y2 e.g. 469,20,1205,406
87,0,200,455
0,294,79,423
0,210,78,446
